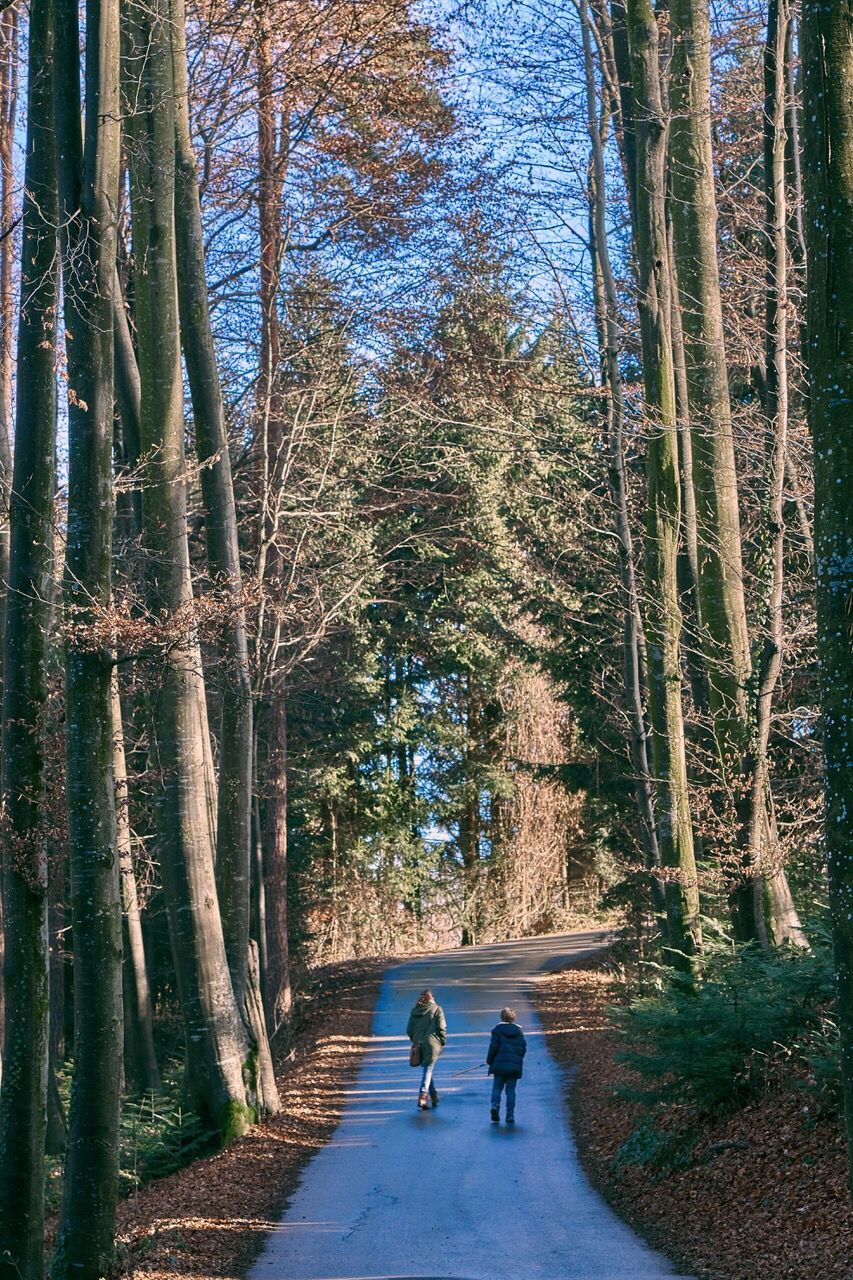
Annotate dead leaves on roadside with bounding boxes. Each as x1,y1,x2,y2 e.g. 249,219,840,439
115,959,387,1280
533,963,853,1280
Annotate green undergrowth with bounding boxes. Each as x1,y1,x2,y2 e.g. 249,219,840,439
610,924,840,1175
46,1058,219,1215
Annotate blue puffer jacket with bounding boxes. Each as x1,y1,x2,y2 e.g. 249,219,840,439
487,1021,527,1078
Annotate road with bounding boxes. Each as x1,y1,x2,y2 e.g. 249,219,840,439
250,931,694,1280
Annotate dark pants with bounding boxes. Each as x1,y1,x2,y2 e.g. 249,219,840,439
491,1073,518,1119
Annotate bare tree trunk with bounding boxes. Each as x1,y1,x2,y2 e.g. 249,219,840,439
459,673,484,947
784,12,806,271
0,6,57,1272
607,1,638,227
668,0,802,944
123,0,254,1138
45,1055,67,1157
48,851,65,1067
779,15,815,573
800,0,853,1192
622,0,700,959
582,0,664,919
459,782,480,948
254,0,292,1032
0,2,17,1076
47,840,68,1155
170,0,278,1104
0,6,17,795
262,696,291,1033
113,672,159,1092
112,268,143,532
109,275,161,1095
749,0,808,948
52,0,124,1269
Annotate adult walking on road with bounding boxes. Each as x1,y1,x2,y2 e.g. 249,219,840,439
406,988,446,1109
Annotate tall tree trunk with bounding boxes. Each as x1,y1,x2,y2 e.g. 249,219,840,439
667,0,802,944
108,272,160,1095
608,1,638,228
0,1,17,1078
750,0,808,948
459,782,480,947
779,15,815,573
0,6,17,801
800,0,853,1193
459,673,482,947
123,0,254,1138
113,672,160,1093
48,851,65,1067
52,0,124,1270
262,696,291,1033
0,5,57,1272
623,0,700,959
171,0,251,996
46,840,68,1155
170,0,278,1103
112,268,144,532
254,0,292,1032
582,0,665,920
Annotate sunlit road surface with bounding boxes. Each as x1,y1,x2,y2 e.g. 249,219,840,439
250,932,694,1280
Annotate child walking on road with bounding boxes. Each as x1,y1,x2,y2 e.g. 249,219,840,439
487,1007,527,1124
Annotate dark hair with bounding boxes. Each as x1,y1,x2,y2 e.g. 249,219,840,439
416,989,434,1005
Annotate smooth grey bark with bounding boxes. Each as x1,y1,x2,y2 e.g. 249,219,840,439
112,269,143,532
51,0,124,1270
254,0,293,1033
108,272,160,1094
581,0,664,918
0,4,57,1272
750,0,808,948
48,851,66,1066
669,237,711,717
124,0,254,1138
0,3,17,1072
668,0,803,945
800,0,853,1192
261,695,291,1035
113,672,160,1092
0,7,17,837
172,0,252,986
779,17,815,572
171,0,278,1105
47,841,67,1154
607,0,638,228
45,1056,67,1156
624,0,700,959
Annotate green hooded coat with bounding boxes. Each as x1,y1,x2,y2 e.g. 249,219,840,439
406,1000,447,1066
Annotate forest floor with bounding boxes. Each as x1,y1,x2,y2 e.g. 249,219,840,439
533,960,853,1280
113,957,387,1280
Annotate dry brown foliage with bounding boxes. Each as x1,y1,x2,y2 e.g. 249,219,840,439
534,962,853,1280
114,958,386,1280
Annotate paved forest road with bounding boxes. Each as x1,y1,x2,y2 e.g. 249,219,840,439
250,932,694,1280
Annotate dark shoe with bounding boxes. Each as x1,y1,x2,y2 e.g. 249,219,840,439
506,1116,515,1125
491,1107,499,1123
418,1091,429,1110
430,1090,439,1107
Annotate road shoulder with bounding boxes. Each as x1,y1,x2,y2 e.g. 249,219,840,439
116,958,387,1280
533,958,853,1280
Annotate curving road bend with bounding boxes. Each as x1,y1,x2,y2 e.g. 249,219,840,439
250,931,694,1280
